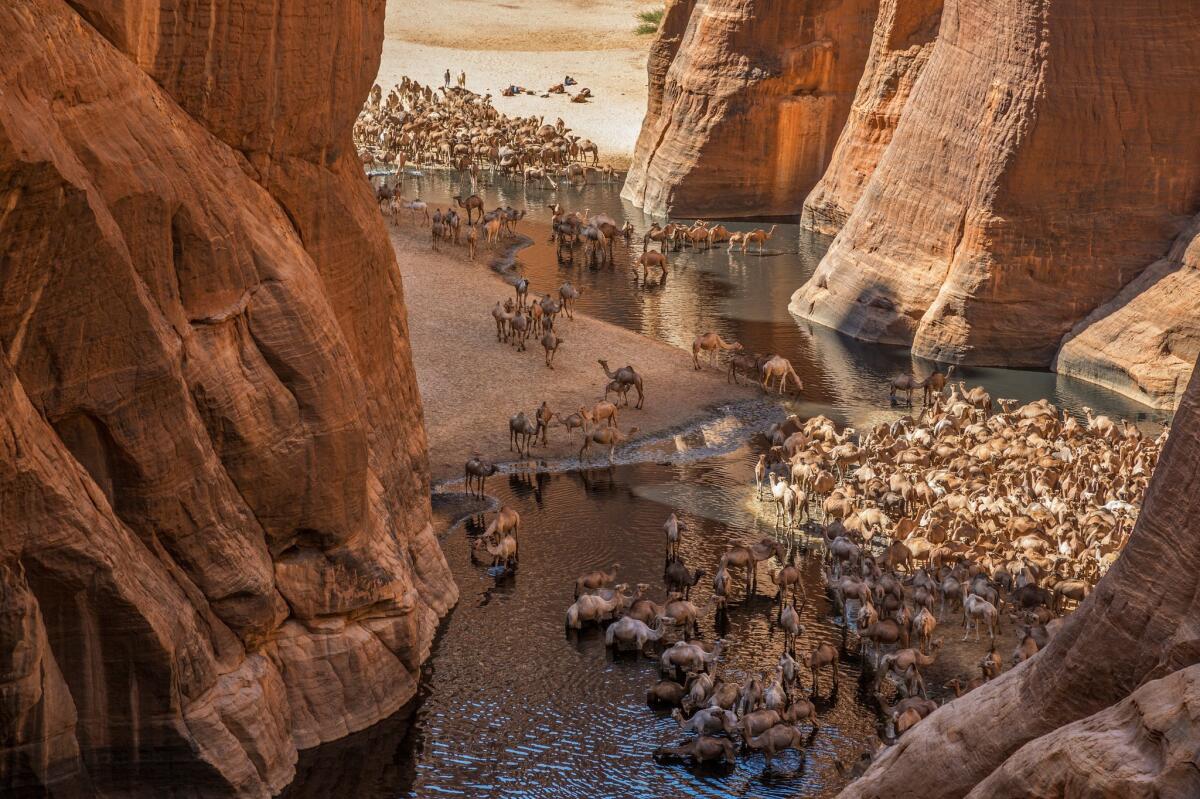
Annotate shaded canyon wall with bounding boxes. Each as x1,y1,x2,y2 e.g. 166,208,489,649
0,1,456,796
621,0,881,218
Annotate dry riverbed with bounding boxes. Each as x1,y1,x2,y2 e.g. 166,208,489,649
391,224,761,482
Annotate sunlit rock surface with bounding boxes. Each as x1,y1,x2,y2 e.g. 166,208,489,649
622,0,880,218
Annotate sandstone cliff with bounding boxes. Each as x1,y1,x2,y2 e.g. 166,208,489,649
621,0,880,218
837,357,1200,796
1052,215,1200,409
800,0,941,235
791,0,1200,369
0,1,456,796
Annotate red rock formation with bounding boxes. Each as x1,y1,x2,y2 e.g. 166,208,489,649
1053,216,1200,409
621,0,880,218
0,1,455,795
837,357,1200,797
801,0,942,234
791,0,1200,368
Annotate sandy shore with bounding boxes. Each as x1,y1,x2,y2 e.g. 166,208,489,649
392,226,759,482
378,0,652,167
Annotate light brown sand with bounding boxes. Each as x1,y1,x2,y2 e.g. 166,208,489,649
378,0,653,166
392,226,758,482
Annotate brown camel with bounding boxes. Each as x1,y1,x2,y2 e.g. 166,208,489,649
742,224,778,254
452,193,484,224
746,724,807,770
579,424,639,464
464,455,498,497
535,401,554,445
889,374,920,406
922,364,955,404
653,736,736,765
598,360,645,408
692,332,744,370
635,250,669,279
809,643,840,693
541,330,564,369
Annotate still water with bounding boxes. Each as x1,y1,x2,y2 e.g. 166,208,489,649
280,171,1173,798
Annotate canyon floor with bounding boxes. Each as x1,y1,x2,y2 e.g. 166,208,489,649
379,0,652,167
391,224,760,483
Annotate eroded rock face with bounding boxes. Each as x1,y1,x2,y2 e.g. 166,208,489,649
621,0,880,218
0,1,455,796
791,0,1200,368
837,358,1200,797
1053,216,1200,409
800,0,942,235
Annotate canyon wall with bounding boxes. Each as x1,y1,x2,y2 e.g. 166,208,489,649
0,1,456,796
837,355,1200,796
791,0,1200,371
800,0,941,235
621,0,880,218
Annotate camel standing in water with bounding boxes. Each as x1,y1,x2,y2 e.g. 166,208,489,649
464,455,498,497
741,224,778,254
760,355,803,395
691,333,743,370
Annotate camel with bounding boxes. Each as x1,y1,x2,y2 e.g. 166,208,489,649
464,455,498,497
779,602,803,656
664,558,705,600
653,736,736,765
963,594,1000,641
692,332,743,370
671,707,738,736
747,724,807,770
664,513,687,560
719,537,785,597
604,379,631,406
574,562,620,597
472,532,518,570
466,224,478,260
483,505,521,539
660,640,723,677
741,224,778,254
770,563,805,609
558,282,580,318
922,365,955,404
540,330,564,368
452,193,484,224
579,424,639,464
598,360,645,408
402,198,430,223
565,590,623,629
760,355,803,395
509,308,530,351
809,643,840,693
606,615,672,653
508,411,538,455
646,679,687,707
889,374,921,406
491,301,512,342
535,401,554,445
635,250,668,280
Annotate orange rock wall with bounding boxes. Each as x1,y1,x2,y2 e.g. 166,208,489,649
621,0,880,218
792,0,1200,368
0,1,455,795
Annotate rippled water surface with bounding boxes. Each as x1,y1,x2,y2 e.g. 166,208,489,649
281,172,1175,798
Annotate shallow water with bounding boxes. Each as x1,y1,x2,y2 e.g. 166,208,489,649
377,168,1172,433
283,170,1179,798
286,448,882,799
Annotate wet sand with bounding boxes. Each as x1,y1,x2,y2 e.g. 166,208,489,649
392,224,761,482
378,0,652,166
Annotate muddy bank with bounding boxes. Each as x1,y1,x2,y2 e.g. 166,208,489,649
391,223,766,482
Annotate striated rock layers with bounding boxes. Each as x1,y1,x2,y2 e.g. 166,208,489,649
791,0,1200,375
800,0,941,235
0,1,456,797
837,357,1200,796
621,0,880,218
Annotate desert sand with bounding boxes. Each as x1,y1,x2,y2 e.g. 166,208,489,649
378,0,653,166
391,225,759,482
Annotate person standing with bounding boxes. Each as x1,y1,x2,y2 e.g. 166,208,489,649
444,68,451,88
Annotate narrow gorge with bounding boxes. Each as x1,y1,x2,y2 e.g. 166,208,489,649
625,0,1200,409
1,2,455,795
